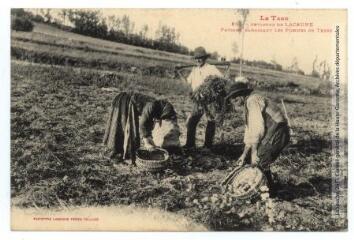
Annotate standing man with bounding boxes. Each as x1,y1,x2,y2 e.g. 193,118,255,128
225,82,290,196
183,46,223,150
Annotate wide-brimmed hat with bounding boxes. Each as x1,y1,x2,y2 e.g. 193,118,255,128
193,46,210,59
225,82,253,101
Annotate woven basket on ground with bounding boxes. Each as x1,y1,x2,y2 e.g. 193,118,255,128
226,166,267,200
135,147,170,172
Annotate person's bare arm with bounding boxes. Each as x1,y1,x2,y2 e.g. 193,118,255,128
237,144,251,165
250,143,260,166
241,96,265,166
143,137,156,151
140,103,157,150
238,143,260,166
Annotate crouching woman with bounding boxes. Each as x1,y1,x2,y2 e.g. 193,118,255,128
225,82,290,196
103,91,177,164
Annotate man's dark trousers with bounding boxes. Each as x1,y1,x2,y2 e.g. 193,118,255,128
185,103,216,148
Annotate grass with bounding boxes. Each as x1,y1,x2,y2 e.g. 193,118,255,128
10,23,346,231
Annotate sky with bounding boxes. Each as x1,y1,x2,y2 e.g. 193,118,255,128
29,8,346,74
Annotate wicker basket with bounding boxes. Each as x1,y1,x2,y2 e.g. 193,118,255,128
135,148,170,172
227,166,267,200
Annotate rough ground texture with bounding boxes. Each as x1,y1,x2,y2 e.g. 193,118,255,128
10,24,347,231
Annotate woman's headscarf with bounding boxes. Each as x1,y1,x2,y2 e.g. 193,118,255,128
160,101,177,120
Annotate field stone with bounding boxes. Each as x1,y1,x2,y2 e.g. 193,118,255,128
278,210,286,219
186,183,194,192
210,196,218,204
62,175,69,182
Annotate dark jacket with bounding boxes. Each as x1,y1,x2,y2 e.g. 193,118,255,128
139,99,176,138
103,92,176,161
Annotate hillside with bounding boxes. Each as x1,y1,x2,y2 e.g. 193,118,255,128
11,23,325,94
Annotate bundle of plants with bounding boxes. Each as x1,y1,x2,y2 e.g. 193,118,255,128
191,75,230,105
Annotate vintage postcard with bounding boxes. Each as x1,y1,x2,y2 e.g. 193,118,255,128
10,8,347,231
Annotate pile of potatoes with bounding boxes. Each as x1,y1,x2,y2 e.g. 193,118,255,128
231,167,263,196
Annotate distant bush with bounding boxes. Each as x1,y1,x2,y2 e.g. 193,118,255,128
11,16,34,32
311,70,320,78
31,14,45,23
286,81,299,88
11,8,34,32
11,8,31,18
313,79,331,95
68,10,108,39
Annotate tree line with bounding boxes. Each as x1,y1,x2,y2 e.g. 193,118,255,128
11,9,191,55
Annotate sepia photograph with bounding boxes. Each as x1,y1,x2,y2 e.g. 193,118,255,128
9,8,347,231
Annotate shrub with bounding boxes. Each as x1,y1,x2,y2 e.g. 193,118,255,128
11,8,30,18
31,14,45,23
286,81,299,88
11,16,34,32
311,70,320,78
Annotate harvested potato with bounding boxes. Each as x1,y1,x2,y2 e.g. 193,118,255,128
231,167,265,197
